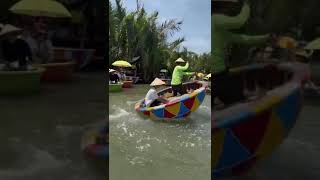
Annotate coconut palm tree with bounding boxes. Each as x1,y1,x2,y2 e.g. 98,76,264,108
109,0,185,82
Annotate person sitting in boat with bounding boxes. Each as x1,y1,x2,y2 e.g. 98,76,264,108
109,69,120,84
171,58,195,96
21,27,36,50
120,71,127,81
32,29,54,64
144,78,168,107
212,0,272,107
295,49,319,91
0,24,32,71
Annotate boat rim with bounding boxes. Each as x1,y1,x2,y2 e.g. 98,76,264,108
136,81,207,112
213,62,308,129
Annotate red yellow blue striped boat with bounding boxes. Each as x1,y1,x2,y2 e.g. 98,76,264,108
212,63,309,176
135,81,206,121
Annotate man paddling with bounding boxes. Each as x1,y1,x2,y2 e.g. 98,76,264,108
212,0,271,107
171,58,195,96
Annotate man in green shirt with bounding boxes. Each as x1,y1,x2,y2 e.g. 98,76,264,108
171,58,195,96
212,0,270,106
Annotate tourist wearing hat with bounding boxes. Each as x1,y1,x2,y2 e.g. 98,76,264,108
109,69,120,84
0,24,32,70
170,58,195,96
294,49,319,91
144,78,168,107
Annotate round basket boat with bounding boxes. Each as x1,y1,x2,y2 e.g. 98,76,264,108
81,125,108,160
40,62,75,82
135,81,206,121
53,47,95,70
109,83,122,92
122,80,133,88
0,67,45,95
212,63,309,177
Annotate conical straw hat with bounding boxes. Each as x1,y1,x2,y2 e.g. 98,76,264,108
150,78,166,86
0,24,22,36
175,58,185,63
109,69,116,73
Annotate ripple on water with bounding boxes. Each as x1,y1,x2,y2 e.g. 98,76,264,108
0,143,65,179
109,94,211,179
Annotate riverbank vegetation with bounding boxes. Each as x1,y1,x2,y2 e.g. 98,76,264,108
109,0,211,82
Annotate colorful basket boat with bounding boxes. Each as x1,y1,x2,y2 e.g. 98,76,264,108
212,63,309,177
109,83,122,92
0,67,45,95
81,125,109,160
135,81,206,121
122,80,133,88
40,62,75,82
53,47,95,69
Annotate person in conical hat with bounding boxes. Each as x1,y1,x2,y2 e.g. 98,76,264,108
109,69,120,84
0,24,32,70
144,78,168,107
171,57,195,96
212,0,273,108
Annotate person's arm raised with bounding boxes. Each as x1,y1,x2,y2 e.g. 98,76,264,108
212,1,250,30
178,62,189,71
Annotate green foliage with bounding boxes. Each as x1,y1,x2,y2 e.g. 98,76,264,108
109,0,210,82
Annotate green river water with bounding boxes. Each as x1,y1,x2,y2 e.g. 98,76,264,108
0,72,106,180
1,71,319,180
109,85,211,180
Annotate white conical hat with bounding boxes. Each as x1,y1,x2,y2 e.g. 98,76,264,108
175,58,185,63
0,24,22,36
109,69,116,73
150,78,166,86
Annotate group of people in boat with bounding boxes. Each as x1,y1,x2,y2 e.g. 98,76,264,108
108,68,126,84
212,0,319,109
0,21,53,71
143,57,196,107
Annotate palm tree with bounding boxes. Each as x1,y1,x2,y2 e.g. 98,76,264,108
108,0,217,82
